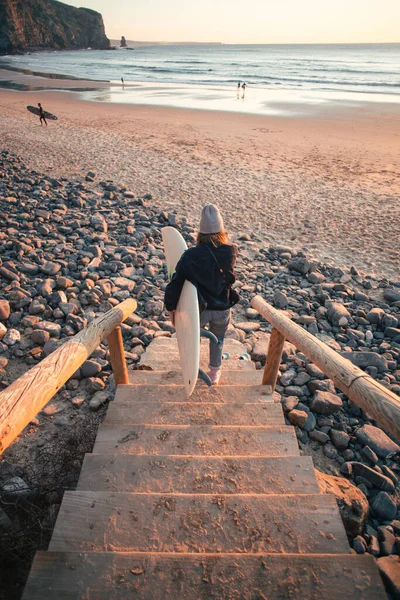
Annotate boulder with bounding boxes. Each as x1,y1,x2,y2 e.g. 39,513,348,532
310,391,343,414
316,470,369,536
326,301,352,326
377,555,400,600
288,257,310,274
355,424,400,458
370,491,397,521
350,462,395,493
340,351,388,373
384,288,400,303
273,290,288,309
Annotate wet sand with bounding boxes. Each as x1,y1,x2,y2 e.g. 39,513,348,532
0,82,399,278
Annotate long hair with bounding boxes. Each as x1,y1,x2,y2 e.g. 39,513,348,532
197,231,230,248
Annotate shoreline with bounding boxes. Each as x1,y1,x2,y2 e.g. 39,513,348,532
0,82,399,279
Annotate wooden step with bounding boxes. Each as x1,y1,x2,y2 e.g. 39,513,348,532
115,384,276,404
141,359,256,371
103,402,284,427
22,552,387,600
93,425,299,456
49,492,349,554
77,455,320,494
129,369,262,386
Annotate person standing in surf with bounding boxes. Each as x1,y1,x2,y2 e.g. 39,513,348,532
164,205,239,385
38,103,47,127
237,82,241,98
241,82,246,98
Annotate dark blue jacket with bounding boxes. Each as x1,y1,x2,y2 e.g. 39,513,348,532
164,242,238,312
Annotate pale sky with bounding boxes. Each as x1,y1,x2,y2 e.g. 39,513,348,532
65,0,400,43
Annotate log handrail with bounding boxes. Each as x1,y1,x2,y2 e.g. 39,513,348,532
251,295,400,442
0,299,137,453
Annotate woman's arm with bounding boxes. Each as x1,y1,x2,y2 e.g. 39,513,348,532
164,254,188,312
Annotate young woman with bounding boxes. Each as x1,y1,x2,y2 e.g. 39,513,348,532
164,204,239,385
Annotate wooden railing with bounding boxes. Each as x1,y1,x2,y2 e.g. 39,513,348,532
0,299,137,453
251,295,400,442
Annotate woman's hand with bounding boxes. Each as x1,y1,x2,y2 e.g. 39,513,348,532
168,310,176,326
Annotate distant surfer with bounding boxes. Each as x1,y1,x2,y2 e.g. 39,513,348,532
237,82,241,98
121,77,124,88
38,103,47,126
164,205,240,386
241,82,246,99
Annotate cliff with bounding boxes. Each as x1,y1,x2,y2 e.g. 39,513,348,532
0,0,110,55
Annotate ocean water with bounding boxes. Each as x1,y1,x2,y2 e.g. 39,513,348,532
2,43,400,115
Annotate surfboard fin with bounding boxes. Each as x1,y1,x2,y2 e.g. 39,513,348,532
198,368,212,387
200,329,219,345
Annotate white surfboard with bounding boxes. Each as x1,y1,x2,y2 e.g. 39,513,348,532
162,227,200,397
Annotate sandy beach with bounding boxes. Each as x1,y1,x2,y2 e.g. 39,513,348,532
0,79,399,278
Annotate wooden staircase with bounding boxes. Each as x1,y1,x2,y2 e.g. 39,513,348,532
22,337,386,599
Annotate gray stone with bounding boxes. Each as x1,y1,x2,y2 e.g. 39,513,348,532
371,492,397,521
31,330,50,345
309,430,329,444
384,288,400,303
34,321,62,338
89,391,110,411
329,429,350,450
323,443,339,459
361,445,379,465
351,462,395,493
90,213,108,232
302,412,316,432
81,360,102,378
40,261,62,276
356,424,400,458
288,257,310,274
366,308,385,325
340,351,388,373
273,290,288,309
326,301,352,326
310,391,343,414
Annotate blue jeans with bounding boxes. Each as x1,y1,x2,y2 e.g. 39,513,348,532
200,309,231,369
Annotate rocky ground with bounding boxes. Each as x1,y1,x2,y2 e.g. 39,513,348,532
0,149,399,599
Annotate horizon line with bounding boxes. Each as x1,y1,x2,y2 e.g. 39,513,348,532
110,39,400,46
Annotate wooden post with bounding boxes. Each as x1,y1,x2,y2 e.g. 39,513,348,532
107,326,129,385
0,299,137,453
251,295,400,441
262,328,286,390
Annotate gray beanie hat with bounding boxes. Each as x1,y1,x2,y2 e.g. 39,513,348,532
199,204,224,234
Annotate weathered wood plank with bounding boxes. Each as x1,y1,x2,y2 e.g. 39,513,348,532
115,384,275,404
252,295,400,441
93,425,299,456
77,455,320,494
22,552,387,600
108,326,129,385
103,401,284,426
49,492,349,554
262,328,286,389
128,370,262,386
0,299,137,453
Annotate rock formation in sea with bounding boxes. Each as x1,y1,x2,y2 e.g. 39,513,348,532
0,0,110,55
120,36,127,48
